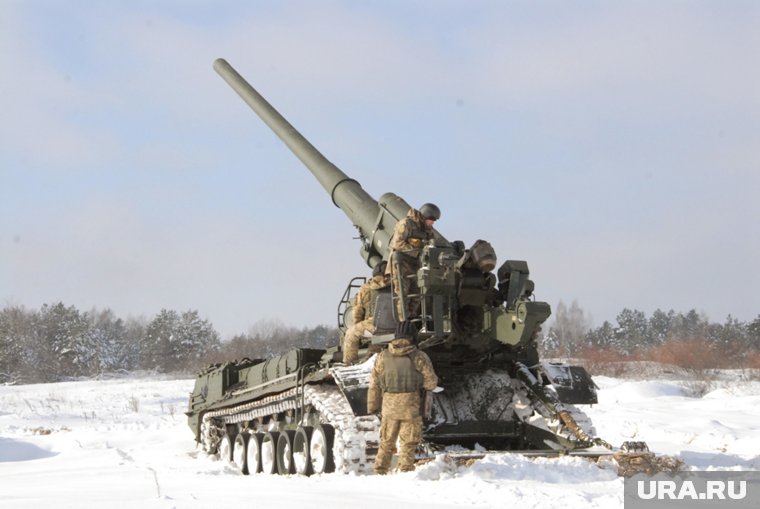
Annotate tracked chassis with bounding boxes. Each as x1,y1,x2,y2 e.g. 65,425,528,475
186,348,637,476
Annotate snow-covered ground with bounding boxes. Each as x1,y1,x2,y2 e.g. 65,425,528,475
1,372,759,509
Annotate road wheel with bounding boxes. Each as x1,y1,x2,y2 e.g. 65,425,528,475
219,432,233,463
260,431,280,474
310,424,335,474
293,426,313,476
232,432,249,474
277,430,297,475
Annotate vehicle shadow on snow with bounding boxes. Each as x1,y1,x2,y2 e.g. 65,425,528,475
0,437,57,462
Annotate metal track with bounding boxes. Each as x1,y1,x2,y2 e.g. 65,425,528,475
303,384,380,473
200,383,381,474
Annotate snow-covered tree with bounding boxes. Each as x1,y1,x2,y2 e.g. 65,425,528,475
585,320,616,349
748,315,760,350
0,306,35,384
140,309,220,372
612,308,649,354
34,303,97,381
88,308,143,373
546,300,591,356
648,308,675,345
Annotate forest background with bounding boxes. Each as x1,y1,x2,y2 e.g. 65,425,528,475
1,301,758,385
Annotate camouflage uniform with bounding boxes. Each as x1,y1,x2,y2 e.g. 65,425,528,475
342,274,389,364
367,338,438,474
386,208,434,320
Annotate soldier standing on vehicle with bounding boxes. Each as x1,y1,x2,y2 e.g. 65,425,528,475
342,261,390,364
386,203,440,320
367,321,438,474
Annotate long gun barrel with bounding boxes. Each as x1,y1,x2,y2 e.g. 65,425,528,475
213,58,407,266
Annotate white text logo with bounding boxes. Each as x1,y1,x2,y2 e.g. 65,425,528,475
637,480,747,501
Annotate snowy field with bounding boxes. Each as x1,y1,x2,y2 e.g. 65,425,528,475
1,372,759,509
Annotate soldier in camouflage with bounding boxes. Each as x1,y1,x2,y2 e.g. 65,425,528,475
386,203,440,320
367,321,438,474
342,261,390,364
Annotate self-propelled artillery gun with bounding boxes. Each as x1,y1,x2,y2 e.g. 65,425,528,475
186,59,662,477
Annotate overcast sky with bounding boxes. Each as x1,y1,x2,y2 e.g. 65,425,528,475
2,1,758,338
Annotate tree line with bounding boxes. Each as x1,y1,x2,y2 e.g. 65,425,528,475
3,300,757,385
544,301,760,370
0,303,338,385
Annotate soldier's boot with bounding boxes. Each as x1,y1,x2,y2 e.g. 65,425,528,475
373,455,391,475
396,454,417,472
374,439,394,475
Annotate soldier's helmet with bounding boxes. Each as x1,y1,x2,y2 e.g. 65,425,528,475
395,320,419,343
419,203,441,221
372,261,388,277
